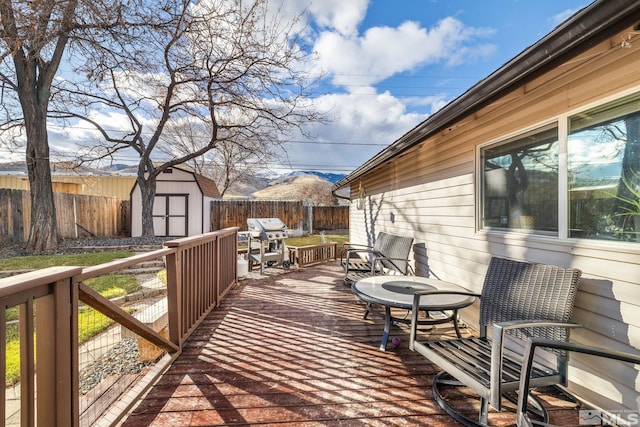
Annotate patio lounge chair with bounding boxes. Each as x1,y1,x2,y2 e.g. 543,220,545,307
409,256,582,426
340,232,414,285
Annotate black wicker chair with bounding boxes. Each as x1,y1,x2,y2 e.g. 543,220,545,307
340,232,414,286
516,338,640,427
409,257,582,426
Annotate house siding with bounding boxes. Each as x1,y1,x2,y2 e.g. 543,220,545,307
348,30,640,414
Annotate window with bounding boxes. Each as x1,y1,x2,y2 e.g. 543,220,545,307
568,92,640,242
480,91,640,243
482,125,559,233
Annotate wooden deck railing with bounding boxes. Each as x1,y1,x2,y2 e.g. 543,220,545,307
0,227,238,427
288,242,338,267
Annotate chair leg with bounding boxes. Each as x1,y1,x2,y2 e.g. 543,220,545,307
453,309,463,338
479,397,489,425
432,371,485,426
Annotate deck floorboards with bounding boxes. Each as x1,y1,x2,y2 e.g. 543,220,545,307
119,263,583,426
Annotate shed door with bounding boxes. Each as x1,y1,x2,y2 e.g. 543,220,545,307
153,194,188,237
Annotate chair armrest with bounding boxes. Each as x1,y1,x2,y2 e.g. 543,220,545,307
342,243,374,252
516,338,640,427
371,255,411,274
339,243,374,263
490,321,582,408
409,289,481,350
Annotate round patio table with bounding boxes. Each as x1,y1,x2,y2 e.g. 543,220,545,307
352,275,476,350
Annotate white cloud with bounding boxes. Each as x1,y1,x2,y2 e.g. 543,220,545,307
549,8,581,28
281,89,431,170
267,0,368,38
314,17,495,88
306,0,368,36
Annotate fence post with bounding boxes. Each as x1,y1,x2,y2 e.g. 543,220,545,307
307,199,313,235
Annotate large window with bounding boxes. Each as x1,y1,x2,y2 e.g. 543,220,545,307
482,125,558,233
480,91,640,243
568,92,640,242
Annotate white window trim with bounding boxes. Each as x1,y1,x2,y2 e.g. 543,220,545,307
475,84,640,248
475,120,558,234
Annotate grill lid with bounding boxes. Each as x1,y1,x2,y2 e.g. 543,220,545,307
247,218,287,232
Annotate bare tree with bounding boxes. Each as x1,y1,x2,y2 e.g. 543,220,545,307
54,0,322,236
0,0,148,251
159,121,279,197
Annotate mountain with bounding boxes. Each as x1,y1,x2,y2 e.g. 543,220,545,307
251,174,329,199
0,161,348,201
224,171,347,201
280,171,346,184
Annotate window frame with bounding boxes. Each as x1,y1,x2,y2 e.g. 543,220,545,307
476,86,640,244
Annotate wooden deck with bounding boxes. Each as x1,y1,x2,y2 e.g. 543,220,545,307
119,263,583,426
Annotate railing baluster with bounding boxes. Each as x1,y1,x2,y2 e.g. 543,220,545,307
20,300,34,427
0,305,5,425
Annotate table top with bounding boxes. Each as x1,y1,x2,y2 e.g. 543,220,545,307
352,275,476,311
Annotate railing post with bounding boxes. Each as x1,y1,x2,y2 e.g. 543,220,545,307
215,234,221,304
165,249,182,346
0,267,81,427
35,275,79,426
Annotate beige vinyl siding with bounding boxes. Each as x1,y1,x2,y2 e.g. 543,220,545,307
349,29,640,414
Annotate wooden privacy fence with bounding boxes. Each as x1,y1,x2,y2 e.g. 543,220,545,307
210,200,349,234
0,189,125,242
313,205,349,231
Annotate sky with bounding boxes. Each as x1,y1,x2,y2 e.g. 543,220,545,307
275,0,593,175
19,0,594,176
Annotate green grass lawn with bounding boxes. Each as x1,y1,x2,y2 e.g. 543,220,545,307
3,250,138,386
0,250,134,271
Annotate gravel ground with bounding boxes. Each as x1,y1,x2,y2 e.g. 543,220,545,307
79,337,150,395
0,237,173,259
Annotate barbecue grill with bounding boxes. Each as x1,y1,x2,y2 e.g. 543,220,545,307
247,218,290,274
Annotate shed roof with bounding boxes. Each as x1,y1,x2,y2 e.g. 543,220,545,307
193,172,221,198
333,0,640,192
134,165,222,198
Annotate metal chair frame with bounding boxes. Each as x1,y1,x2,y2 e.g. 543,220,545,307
516,338,640,427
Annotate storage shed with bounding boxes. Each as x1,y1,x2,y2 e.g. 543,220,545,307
130,166,221,237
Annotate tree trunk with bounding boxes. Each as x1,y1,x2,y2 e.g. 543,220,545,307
21,78,58,252
137,175,157,237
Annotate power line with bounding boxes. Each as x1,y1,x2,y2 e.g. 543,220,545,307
0,149,361,171
40,123,390,147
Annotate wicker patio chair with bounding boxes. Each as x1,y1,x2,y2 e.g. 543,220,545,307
409,256,582,426
340,232,414,285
